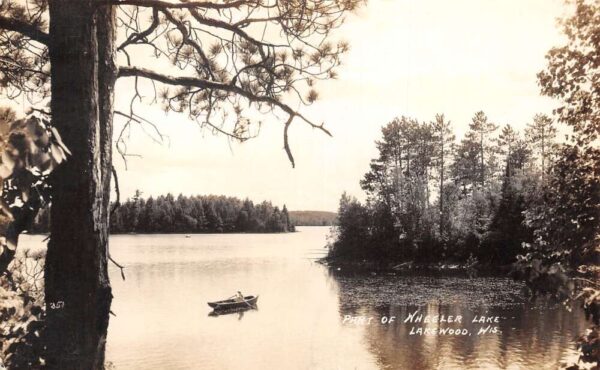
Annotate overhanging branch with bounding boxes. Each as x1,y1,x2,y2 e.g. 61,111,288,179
0,16,49,45
117,66,332,167
117,66,331,133
111,0,247,10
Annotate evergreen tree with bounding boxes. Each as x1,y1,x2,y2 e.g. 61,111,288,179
432,114,455,239
452,136,481,194
282,205,294,232
483,164,532,264
525,113,557,183
498,124,519,176
466,111,499,188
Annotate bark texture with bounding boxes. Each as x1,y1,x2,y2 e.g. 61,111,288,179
45,1,116,369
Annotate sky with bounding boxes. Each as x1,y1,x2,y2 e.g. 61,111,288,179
111,0,569,212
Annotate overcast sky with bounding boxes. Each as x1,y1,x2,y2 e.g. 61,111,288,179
112,0,568,212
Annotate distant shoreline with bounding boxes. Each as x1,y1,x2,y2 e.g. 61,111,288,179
25,225,333,237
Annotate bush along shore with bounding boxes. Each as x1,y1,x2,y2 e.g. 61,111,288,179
319,253,485,274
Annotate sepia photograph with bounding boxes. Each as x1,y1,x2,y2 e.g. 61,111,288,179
0,0,599,369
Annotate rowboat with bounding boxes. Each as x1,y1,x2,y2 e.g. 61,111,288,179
207,295,259,310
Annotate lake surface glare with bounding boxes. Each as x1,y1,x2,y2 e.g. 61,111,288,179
40,227,586,369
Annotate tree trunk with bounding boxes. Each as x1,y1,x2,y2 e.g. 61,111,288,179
45,2,116,369
439,140,444,239
541,127,545,184
98,0,117,222
480,133,485,188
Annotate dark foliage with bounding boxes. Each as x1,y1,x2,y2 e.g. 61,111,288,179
329,112,535,266
481,166,533,265
33,192,295,234
288,211,337,226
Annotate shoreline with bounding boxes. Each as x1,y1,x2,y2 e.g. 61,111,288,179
319,256,513,274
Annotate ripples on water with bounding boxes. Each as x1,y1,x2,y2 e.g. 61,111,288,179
334,272,587,369
333,273,528,309
18,228,590,370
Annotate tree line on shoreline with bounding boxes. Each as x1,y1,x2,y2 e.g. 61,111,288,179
330,111,565,266
31,192,296,234
289,211,337,226
329,3,599,277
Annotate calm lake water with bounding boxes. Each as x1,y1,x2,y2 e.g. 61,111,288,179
20,227,589,369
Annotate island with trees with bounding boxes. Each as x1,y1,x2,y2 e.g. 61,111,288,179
31,193,343,233
112,194,296,233
31,192,296,234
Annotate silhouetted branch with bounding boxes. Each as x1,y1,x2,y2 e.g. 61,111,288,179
117,7,160,52
28,107,51,116
109,254,126,281
0,15,49,45
107,164,126,281
283,115,294,167
111,0,249,10
110,166,120,217
118,66,332,132
118,65,332,166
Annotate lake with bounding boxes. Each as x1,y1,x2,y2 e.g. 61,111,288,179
20,227,589,369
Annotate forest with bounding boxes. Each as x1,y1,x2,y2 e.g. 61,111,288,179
31,192,295,234
328,1,599,273
288,211,337,226
329,111,564,266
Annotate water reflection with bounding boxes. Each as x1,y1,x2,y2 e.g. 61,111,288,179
104,228,379,370
208,307,256,319
333,271,588,369
18,228,589,369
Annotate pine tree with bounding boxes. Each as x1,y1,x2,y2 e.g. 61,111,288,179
525,113,557,183
432,114,455,239
467,111,499,188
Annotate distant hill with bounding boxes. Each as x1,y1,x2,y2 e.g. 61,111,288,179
289,211,337,226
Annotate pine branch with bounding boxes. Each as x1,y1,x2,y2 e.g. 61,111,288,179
117,66,332,167
111,0,247,10
0,16,49,45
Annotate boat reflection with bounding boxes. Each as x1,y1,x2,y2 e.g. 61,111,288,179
208,306,259,319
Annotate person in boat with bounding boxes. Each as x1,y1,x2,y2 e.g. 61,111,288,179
234,291,244,303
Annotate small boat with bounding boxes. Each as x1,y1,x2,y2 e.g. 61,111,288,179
208,295,259,310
